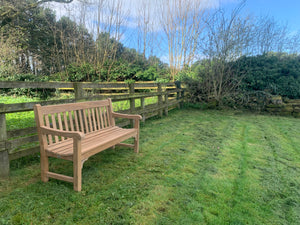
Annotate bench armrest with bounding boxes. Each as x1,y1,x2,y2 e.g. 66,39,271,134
39,126,85,140
112,112,142,120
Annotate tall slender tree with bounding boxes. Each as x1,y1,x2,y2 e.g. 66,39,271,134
159,0,207,80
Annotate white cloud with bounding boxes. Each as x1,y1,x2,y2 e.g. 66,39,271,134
45,0,221,31
160,54,170,64
43,0,236,60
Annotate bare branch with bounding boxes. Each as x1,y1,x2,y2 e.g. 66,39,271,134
37,0,73,4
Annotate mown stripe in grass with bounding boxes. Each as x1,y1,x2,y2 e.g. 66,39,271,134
0,109,299,225
255,117,300,225
195,120,265,224
128,110,238,224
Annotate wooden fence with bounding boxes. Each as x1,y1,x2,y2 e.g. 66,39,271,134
0,81,185,177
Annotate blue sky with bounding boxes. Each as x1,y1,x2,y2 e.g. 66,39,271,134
222,0,300,32
50,0,300,38
49,0,300,62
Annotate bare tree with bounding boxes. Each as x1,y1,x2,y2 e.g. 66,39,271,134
159,0,207,81
253,16,289,55
197,0,254,102
90,0,130,80
286,31,300,54
135,0,154,60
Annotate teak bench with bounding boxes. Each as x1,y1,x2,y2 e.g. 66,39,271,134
34,98,142,191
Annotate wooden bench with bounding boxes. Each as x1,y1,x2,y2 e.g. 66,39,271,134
34,98,142,191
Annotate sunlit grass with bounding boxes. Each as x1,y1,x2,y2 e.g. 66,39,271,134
0,95,38,130
1,108,299,224
112,97,157,111
0,95,40,104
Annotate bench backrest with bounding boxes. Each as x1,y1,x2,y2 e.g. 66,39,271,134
34,99,115,145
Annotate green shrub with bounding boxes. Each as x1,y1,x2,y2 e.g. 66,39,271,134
66,63,96,82
235,53,300,99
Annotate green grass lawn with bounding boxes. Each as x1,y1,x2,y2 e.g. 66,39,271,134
0,108,299,224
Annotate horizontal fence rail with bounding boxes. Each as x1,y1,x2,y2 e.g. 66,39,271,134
0,81,177,89
0,81,185,177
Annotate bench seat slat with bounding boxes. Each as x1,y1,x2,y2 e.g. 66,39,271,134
44,126,120,152
54,128,135,155
46,127,137,158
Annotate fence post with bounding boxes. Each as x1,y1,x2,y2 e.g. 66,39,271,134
175,81,181,109
164,92,169,116
157,83,163,117
74,82,85,101
128,83,135,127
128,83,135,113
141,97,146,122
181,84,185,107
0,104,9,178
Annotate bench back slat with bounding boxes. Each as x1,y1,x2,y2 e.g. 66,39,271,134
88,109,93,132
83,109,89,133
51,114,59,143
44,114,53,145
95,108,101,129
68,111,74,131
98,107,104,129
102,106,108,128
63,112,69,133
77,110,84,133
57,112,65,141
91,108,96,131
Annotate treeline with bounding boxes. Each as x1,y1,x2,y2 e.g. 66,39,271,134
0,0,169,82
1,0,300,104
182,53,300,106
178,1,300,104
235,53,300,99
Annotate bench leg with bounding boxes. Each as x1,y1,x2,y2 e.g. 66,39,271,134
73,159,82,192
134,134,139,153
73,140,82,192
40,153,49,182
